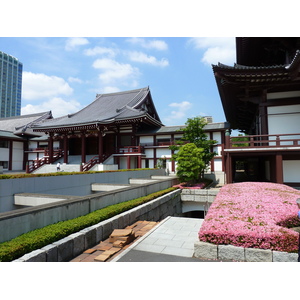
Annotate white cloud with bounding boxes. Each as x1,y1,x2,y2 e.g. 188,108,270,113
65,37,89,51
164,101,192,124
127,51,169,67
127,38,168,51
84,46,117,57
68,76,83,84
22,72,73,100
21,97,82,118
92,58,140,85
101,86,121,94
189,37,236,65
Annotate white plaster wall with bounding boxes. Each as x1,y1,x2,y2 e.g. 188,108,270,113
268,105,300,135
156,148,171,158
12,141,23,170
140,136,153,145
213,158,223,172
0,148,9,161
144,149,153,157
283,160,300,182
213,132,222,144
119,157,127,169
28,141,38,149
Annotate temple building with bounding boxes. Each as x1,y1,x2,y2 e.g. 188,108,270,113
214,37,300,186
0,86,228,184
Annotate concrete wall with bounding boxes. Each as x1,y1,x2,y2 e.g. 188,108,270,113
0,173,177,243
181,188,219,214
13,189,182,262
0,169,165,213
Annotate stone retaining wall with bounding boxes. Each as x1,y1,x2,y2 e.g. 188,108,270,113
194,241,298,262
181,188,219,213
0,176,176,243
13,189,182,262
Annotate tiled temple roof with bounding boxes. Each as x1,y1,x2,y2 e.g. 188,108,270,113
33,87,163,132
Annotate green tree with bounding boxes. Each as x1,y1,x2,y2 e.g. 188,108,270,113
231,134,249,147
176,143,205,185
170,116,217,174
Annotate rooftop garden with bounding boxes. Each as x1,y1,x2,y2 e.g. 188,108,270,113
199,182,300,253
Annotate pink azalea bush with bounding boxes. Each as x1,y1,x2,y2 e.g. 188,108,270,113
199,182,300,252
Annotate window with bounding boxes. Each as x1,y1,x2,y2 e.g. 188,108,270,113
0,140,9,148
0,161,8,169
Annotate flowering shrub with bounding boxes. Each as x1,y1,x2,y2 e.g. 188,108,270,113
199,182,300,252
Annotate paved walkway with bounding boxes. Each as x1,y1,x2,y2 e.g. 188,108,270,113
70,216,212,262
112,216,206,262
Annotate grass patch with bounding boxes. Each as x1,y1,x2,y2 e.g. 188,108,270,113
0,186,178,262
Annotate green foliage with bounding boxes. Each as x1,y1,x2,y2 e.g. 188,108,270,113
181,116,217,166
0,187,178,262
231,134,249,147
176,143,205,184
170,116,217,173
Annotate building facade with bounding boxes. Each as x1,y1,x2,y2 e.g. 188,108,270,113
213,37,300,186
0,111,52,170
0,51,23,118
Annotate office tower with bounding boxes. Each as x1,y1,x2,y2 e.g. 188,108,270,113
0,51,23,117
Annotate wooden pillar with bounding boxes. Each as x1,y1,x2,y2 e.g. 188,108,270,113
225,153,232,184
23,139,29,170
81,132,86,163
209,132,215,172
153,135,157,168
48,133,54,164
137,155,142,168
276,153,283,184
98,133,104,162
259,90,268,135
8,141,13,170
63,135,68,164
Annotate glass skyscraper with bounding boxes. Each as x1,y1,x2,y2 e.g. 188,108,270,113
0,51,23,118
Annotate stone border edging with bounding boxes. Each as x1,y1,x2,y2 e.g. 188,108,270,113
12,189,181,262
194,241,298,262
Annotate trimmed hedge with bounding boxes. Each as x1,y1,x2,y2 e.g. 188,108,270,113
0,168,156,180
0,187,178,262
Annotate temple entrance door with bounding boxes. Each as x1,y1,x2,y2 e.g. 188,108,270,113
86,136,98,155
69,138,81,155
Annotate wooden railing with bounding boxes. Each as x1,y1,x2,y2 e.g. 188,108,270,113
227,133,300,149
26,149,64,173
81,156,100,172
118,146,144,154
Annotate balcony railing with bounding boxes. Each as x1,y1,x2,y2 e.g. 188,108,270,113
227,133,300,149
118,146,145,154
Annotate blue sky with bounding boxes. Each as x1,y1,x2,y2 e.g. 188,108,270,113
0,37,236,126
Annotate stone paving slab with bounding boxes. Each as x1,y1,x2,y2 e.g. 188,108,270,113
113,216,204,261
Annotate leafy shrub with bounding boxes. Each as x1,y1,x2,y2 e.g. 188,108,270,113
176,143,205,184
0,187,178,261
199,182,300,252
